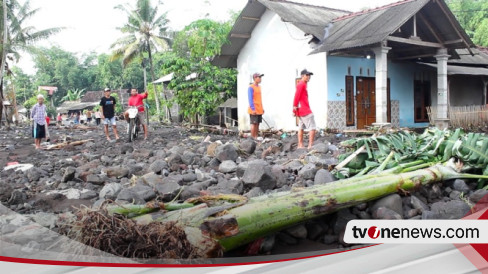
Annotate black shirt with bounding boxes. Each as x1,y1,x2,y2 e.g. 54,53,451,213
100,96,116,119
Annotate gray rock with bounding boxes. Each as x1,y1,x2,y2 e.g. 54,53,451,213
216,178,243,194
131,183,157,201
120,144,134,154
236,162,249,178
260,235,275,253
116,189,145,204
166,153,182,166
334,209,357,234
314,169,336,185
357,211,372,219
373,207,403,219
149,160,168,174
285,224,307,239
181,151,197,165
99,183,122,199
163,175,184,186
452,179,471,193
328,145,339,152
277,232,298,245
142,172,163,187
104,166,129,178
182,173,197,183
410,195,429,211
298,164,318,180
180,181,210,200
271,165,287,188
323,235,338,245
242,160,277,191
80,190,98,200
371,194,403,216
470,189,488,204
154,181,182,201
100,155,112,164
421,210,438,220
312,143,329,153
32,212,58,228
195,169,207,181
406,208,421,218
86,174,105,185
450,190,462,200
244,187,264,198
219,160,237,173
1,223,18,234
216,144,238,162
431,200,471,219
62,167,76,183
306,223,325,240
284,160,303,172
207,158,221,170
240,139,257,154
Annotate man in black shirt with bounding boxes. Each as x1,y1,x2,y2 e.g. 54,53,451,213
100,88,120,141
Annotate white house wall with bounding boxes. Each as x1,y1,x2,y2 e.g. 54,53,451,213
237,9,328,131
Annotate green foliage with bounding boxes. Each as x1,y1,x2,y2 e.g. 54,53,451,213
110,92,123,114
61,88,86,102
447,0,488,46
338,128,488,187
23,90,47,110
162,19,237,123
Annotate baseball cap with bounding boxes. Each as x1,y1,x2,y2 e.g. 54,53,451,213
253,73,264,79
301,69,314,75
104,88,111,92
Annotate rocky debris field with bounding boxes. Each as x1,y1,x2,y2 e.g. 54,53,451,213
0,123,486,258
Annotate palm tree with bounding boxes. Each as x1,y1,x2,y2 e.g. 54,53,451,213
0,0,62,126
111,0,171,122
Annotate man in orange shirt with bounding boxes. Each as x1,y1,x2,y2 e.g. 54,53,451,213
248,73,264,139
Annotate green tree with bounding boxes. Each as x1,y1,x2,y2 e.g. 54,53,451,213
111,0,171,121
0,0,61,125
447,0,488,46
61,88,85,102
161,19,237,124
8,66,34,104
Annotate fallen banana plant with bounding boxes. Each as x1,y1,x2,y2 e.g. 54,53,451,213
65,160,488,258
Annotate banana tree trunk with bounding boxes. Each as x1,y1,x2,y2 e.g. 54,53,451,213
124,164,488,255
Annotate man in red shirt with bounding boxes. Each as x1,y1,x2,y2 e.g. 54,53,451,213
293,69,316,149
125,88,149,140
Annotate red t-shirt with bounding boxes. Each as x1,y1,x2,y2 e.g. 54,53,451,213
45,116,50,125
128,93,148,112
293,80,312,117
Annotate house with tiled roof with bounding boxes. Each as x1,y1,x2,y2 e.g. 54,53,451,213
214,0,488,130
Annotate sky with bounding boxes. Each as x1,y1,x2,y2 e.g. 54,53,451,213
18,0,400,74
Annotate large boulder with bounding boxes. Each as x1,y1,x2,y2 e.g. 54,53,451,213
239,139,257,154
216,144,238,162
219,160,237,173
242,160,276,191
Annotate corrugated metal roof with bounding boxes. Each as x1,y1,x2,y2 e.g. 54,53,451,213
419,62,488,76
311,0,475,56
449,48,488,66
219,97,237,108
213,0,349,68
312,0,430,53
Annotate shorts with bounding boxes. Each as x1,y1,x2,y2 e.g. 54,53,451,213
134,112,146,125
298,113,316,131
32,123,46,139
103,117,117,126
250,114,262,124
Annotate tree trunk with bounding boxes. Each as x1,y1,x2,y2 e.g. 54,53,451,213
148,44,173,122
100,164,488,255
0,0,7,128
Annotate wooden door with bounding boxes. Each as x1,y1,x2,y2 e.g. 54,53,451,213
356,77,376,129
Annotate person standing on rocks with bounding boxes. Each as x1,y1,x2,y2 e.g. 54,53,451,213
30,94,47,149
100,88,120,141
125,88,149,140
94,110,101,126
248,73,264,139
293,69,316,149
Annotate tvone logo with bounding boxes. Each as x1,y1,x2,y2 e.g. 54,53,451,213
368,226,380,239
